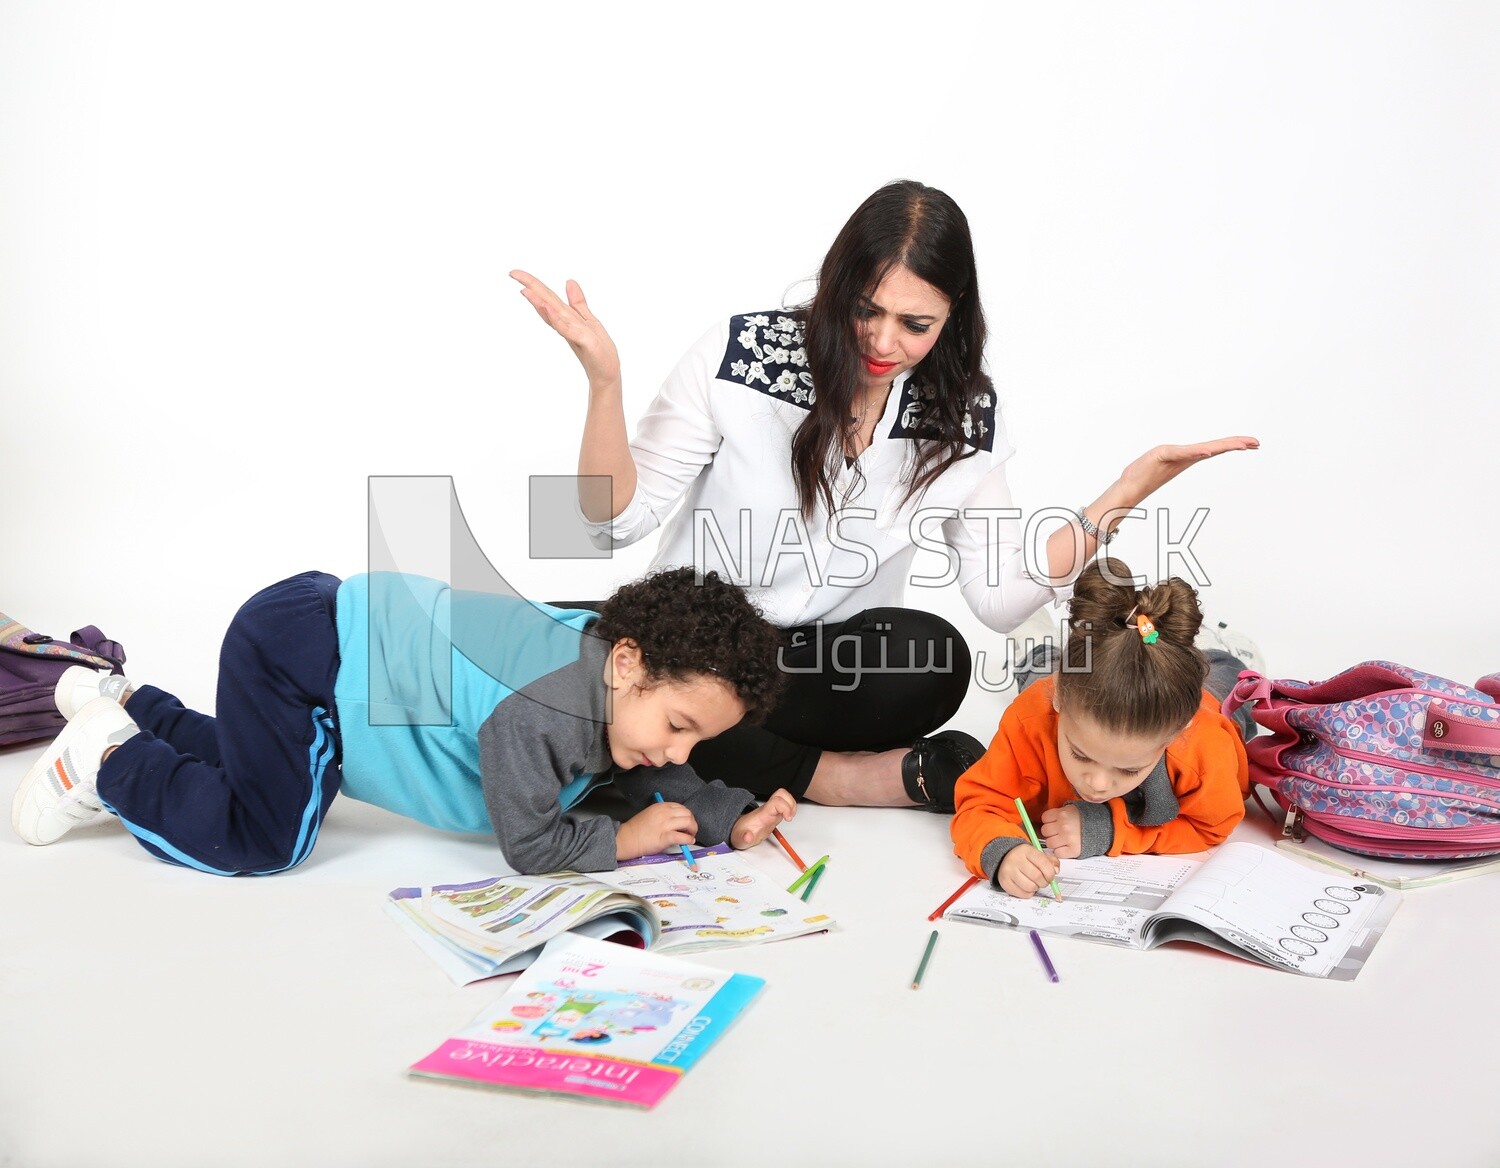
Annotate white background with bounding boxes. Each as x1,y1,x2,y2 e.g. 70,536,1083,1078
4,4,1500,1167
6,1,1498,710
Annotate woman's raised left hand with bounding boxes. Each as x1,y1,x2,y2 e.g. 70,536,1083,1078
1115,435,1259,506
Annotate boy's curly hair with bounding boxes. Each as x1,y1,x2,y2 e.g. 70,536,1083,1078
590,567,785,723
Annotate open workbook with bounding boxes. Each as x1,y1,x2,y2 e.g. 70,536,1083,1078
387,848,832,984
941,842,1402,980
408,934,764,1109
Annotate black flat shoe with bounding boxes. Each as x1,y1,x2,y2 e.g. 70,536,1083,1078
902,730,985,814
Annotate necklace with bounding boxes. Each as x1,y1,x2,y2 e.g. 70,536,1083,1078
849,382,893,426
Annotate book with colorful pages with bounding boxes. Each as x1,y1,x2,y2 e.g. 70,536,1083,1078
386,847,833,984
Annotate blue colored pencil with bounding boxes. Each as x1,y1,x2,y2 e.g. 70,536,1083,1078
654,792,698,869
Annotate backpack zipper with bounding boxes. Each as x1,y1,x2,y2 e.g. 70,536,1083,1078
1295,739,1500,810
1295,805,1500,857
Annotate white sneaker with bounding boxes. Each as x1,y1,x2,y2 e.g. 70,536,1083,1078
54,665,135,720
1196,616,1266,675
12,697,139,845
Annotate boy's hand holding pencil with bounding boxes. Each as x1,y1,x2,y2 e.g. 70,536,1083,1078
616,797,699,862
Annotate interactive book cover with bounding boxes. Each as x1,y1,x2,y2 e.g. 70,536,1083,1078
408,934,764,1109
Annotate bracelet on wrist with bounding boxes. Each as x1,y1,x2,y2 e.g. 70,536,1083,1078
1076,508,1115,546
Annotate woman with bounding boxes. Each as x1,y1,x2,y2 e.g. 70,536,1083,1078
512,180,1255,812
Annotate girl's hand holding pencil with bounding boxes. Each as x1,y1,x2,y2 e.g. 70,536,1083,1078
1002,797,1064,902
998,844,1062,900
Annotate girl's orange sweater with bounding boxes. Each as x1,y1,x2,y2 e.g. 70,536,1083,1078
951,676,1250,881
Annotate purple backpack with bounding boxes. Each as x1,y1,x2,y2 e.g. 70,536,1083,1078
0,612,126,746
1224,661,1500,860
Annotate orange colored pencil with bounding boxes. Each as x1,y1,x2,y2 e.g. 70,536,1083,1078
927,875,980,922
772,827,807,872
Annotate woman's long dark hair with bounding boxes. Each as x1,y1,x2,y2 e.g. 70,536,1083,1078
791,180,991,519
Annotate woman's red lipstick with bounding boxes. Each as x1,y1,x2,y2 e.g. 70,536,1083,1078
864,357,898,375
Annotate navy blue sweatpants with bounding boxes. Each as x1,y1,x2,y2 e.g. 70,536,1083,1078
95,571,344,875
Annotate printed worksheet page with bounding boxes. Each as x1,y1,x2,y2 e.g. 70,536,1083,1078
1146,841,1403,980
591,852,833,952
944,852,1204,946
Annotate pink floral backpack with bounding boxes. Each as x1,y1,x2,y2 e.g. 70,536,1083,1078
1223,661,1500,860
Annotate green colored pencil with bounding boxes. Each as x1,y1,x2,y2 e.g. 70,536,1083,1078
787,854,828,895
912,929,939,990
799,862,826,902
1013,797,1063,902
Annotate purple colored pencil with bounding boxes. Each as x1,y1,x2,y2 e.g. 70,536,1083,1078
1030,929,1060,982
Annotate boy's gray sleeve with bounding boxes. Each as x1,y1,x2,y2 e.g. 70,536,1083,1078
478,703,619,874
615,764,759,847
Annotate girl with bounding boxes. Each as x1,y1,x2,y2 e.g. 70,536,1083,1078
513,180,1256,814
951,559,1256,898
12,567,796,875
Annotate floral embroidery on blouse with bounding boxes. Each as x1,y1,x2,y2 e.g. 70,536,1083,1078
715,311,995,449
892,384,995,452
717,312,816,408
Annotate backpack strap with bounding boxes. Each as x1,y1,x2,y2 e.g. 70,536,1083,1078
70,625,126,672
0,611,121,673
1221,670,1272,718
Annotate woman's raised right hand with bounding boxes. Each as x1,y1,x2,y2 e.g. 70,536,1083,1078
509,269,621,387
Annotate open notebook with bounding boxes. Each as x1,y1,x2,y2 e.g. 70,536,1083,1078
388,848,832,984
941,842,1402,980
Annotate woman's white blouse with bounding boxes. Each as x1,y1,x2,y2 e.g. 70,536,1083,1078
583,312,1073,633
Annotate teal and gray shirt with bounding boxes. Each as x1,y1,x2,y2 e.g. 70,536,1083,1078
333,573,756,873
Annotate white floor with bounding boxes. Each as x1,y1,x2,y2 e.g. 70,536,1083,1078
5,727,1500,1168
